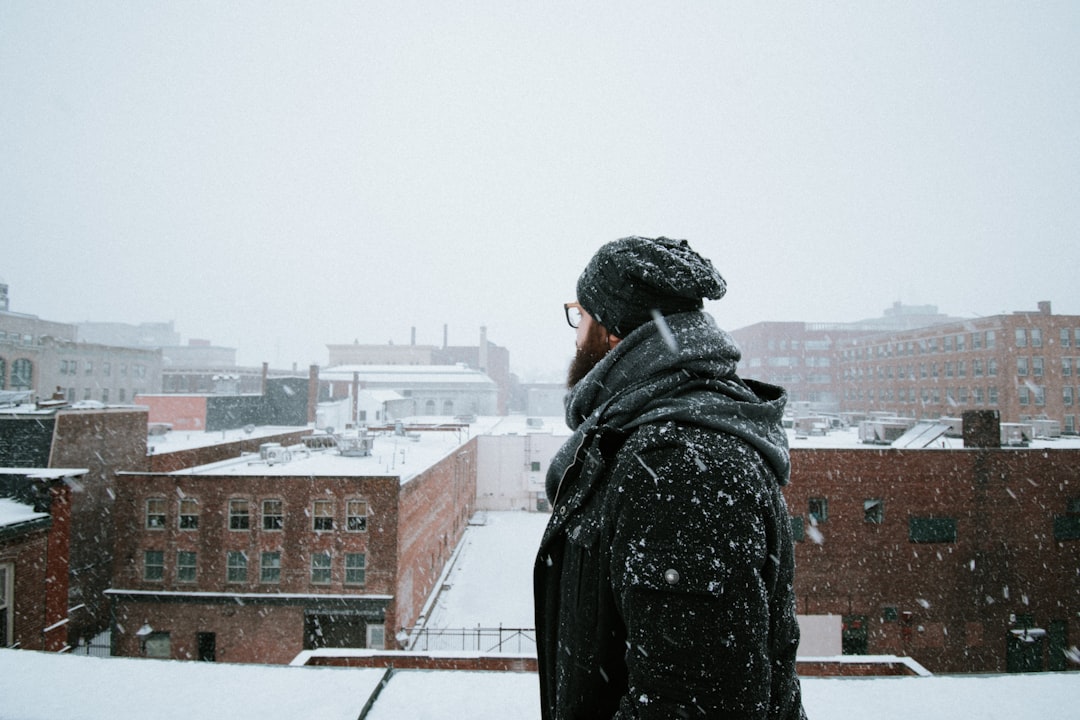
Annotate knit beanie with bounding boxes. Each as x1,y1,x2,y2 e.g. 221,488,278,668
576,236,727,338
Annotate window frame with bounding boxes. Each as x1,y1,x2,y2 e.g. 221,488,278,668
310,551,332,585
176,550,197,583
228,498,251,531
260,551,282,584
262,498,284,531
178,498,199,530
808,497,828,524
346,499,368,533
345,552,367,586
146,497,167,530
144,550,165,581
226,551,248,584
312,500,334,532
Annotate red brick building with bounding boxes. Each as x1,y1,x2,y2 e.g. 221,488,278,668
0,468,79,652
0,406,147,644
108,427,476,664
785,424,1080,673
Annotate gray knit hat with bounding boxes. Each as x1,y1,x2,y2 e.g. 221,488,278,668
576,236,727,338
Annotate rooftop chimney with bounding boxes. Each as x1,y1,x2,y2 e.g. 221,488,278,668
479,326,488,372
1038,301,1052,315
962,410,1001,449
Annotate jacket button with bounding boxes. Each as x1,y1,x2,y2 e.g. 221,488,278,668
664,569,680,585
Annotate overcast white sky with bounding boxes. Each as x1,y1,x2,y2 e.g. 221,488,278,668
2,2,1078,381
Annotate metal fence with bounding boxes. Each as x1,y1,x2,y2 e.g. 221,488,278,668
404,626,536,654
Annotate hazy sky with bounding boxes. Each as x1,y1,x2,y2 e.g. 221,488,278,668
2,2,1078,381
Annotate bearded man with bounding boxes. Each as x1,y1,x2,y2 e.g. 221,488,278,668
534,236,806,719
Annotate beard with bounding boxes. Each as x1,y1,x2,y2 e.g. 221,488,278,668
566,321,612,389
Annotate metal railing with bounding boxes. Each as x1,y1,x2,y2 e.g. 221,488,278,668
403,626,536,654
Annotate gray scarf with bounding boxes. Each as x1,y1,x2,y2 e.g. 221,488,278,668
547,311,790,503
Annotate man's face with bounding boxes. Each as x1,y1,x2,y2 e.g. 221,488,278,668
566,307,612,389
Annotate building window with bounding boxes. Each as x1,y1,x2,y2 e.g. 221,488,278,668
177,551,197,583
260,552,281,583
1065,387,1074,406
864,499,884,524
144,550,165,581
262,499,284,531
808,498,828,524
1062,328,1072,348
146,498,166,529
1064,358,1073,377
85,361,93,375
909,517,957,543
1,563,13,647
1017,357,1029,376
229,499,250,531
313,500,334,531
10,358,32,390
226,551,247,583
973,359,984,377
1033,357,1044,377
179,498,198,530
144,632,171,658
1031,328,1042,347
989,386,999,404
311,552,332,584
790,516,805,542
367,624,386,650
103,362,111,377
1019,386,1030,405
986,330,996,349
988,358,998,376
101,389,109,403
530,461,542,472
1015,328,1027,348
345,553,366,585
346,500,368,532
1034,385,1046,406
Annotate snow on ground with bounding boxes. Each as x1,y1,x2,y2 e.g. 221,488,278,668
4,647,1080,719
0,649,388,720
364,669,542,720
424,511,550,629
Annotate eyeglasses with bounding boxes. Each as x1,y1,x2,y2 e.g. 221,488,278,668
564,302,583,329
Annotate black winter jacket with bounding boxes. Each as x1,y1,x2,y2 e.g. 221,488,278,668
534,312,806,719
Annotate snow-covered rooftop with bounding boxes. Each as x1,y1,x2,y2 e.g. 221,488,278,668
146,425,310,454
0,496,48,529
168,422,499,483
786,426,1080,450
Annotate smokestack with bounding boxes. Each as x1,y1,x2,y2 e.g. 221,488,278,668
443,324,448,349
352,372,360,426
411,326,416,346
307,365,319,425
479,326,488,372
261,362,269,396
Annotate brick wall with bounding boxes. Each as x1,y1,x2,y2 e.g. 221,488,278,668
394,436,478,630
786,446,1080,672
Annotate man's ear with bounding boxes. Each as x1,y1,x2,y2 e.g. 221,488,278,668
607,333,621,350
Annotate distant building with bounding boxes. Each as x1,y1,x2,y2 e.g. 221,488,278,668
0,468,80,652
836,302,1080,433
328,326,512,415
108,425,477,663
321,364,498,421
475,416,569,512
0,406,148,643
734,301,1080,433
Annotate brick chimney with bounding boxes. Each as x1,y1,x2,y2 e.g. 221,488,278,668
962,409,1001,448
307,365,319,424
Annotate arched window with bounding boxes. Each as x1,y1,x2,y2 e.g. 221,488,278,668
442,400,454,415
10,359,32,390
424,399,436,414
